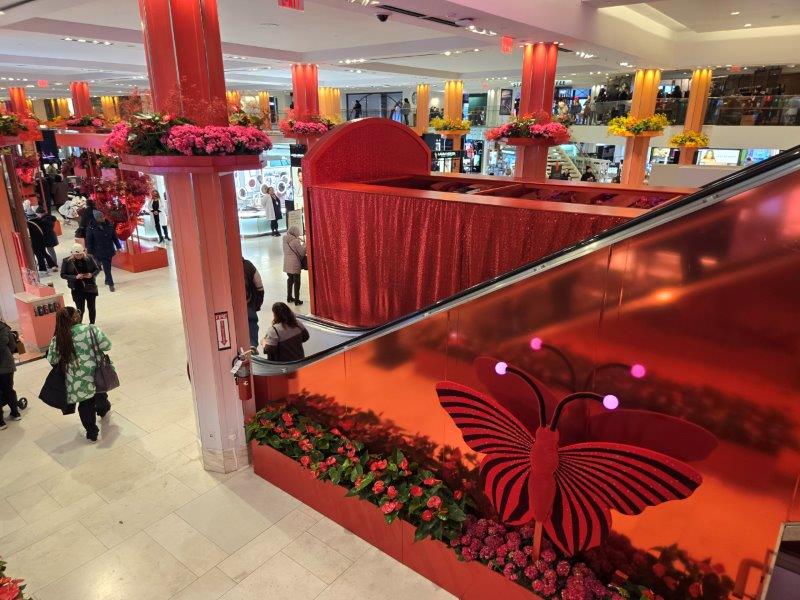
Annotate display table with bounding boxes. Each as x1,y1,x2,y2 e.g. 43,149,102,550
238,210,271,238
113,239,168,272
14,289,64,351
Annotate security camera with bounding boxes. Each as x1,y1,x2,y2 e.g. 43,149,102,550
376,13,390,22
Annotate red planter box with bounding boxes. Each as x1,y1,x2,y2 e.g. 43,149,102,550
504,137,557,146
251,442,539,600
120,153,263,175
112,242,168,272
0,135,21,147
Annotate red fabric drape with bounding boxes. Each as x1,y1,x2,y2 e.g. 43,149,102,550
309,188,628,327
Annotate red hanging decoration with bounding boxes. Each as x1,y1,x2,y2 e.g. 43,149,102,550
500,35,514,54
37,80,49,88
278,0,304,10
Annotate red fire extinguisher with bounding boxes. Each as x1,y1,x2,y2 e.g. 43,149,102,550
231,348,252,402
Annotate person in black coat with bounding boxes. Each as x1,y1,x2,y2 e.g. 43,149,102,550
150,190,164,243
61,243,101,323
266,186,282,236
36,205,59,269
26,209,57,273
85,211,121,292
76,199,97,243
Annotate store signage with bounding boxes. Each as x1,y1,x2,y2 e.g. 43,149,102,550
500,36,514,54
287,209,305,236
37,80,48,88
215,311,232,351
278,0,304,10
555,80,573,86
432,150,465,159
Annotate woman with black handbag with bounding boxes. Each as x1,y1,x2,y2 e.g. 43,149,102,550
46,307,114,443
282,225,306,306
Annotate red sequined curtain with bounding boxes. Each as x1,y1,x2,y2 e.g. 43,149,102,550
309,188,628,327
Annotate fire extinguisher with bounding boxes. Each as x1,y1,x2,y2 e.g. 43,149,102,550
231,348,252,402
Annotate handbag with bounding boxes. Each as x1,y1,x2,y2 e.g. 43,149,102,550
89,327,120,393
39,365,69,411
289,242,308,270
265,326,280,361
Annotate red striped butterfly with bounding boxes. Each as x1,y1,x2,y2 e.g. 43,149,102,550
436,360,714,555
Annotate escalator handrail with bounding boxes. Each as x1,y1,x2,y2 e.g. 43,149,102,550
252,145,800,375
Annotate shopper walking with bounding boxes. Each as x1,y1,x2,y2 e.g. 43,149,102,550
0,319,21,430
266,186,282,236
47,307,112,442
36,206,60,270
581,166,597,182
352,100,362,119
75,198,97,245
402,98,411,125
243,258,265,352
61,244,100,324
150,191,164,243
283,225,306,306
26,208,57,273
85,211,122,292
263,302,310,362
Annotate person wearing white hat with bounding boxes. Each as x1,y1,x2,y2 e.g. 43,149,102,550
60,243,101,324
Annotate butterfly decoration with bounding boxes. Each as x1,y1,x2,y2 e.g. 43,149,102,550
436,358,718,556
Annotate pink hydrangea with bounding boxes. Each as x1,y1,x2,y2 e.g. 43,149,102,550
103,122,131,154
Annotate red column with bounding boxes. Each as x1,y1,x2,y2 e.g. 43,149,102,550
8,87,29,116
137,0,251,472
69,81,93,116
514,42,558,181
291,63,319,120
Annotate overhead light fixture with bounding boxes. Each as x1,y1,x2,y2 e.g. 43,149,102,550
443,51,452,56
473,48,480,52
730,11,740,15
744,23,752,27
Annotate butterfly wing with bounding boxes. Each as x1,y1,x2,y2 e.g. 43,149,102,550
544,442,702,555
436,381,536,524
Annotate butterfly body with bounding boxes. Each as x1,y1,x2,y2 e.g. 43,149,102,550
530,427,559,522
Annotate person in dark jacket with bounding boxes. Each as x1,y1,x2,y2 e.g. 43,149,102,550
75,199,97,243
266,186,282,236
150,190,165,243
263,302,309,362
61,243,101,324
86,211,121,291
52,175,69,208
0,319,21,430
36,205,60,269
26,209,57,273
580,166,597,182
243,258,265,351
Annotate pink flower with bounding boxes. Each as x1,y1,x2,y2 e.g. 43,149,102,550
453,490,462,500
386,486,398,499
299,439,312,452
556,560,570,576
372,480,385,494
502,563,518,581
325,456,337,466
299,456,311,467
426,495,442,509
541,549,556,563
380,501,397,514
280,412,293,424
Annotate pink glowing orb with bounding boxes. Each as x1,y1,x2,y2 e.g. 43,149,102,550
529,337,543,351
495,362,508,375
630,364,646,378
602,394,619,410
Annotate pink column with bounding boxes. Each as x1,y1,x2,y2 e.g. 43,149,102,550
514,43,558,181
291,63,319,120
69,81,93,116
137,0,251,472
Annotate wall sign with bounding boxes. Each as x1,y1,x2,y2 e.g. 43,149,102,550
432,150,465,159
215,311,232,351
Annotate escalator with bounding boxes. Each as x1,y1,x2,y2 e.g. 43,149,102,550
251,146,800,599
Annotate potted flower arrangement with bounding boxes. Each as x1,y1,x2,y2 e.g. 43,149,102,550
0,558,26,599
607,113,670,137
486,112,570,146
0,114,27,146
13,153,38,186
431,117,471,136
64,114,109,132
229,109,267,129
98,152,120,180
668,131,709,148
279,111,336,138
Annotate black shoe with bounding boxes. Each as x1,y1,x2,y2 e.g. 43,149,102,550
9,413,21,421
0,422,7,430
294,300,304,306
109,284,115,292
87,435,98,443
287,297,293,304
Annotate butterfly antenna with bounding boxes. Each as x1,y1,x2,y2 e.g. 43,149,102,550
504,366,547,428
549,392,605,431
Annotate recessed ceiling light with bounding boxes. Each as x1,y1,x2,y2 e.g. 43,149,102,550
730,11,740,15
744,23,752,27
77,38,86,43
443,51,452,56
473,48,480,52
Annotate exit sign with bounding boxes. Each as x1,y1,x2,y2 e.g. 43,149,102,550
278,0,303,9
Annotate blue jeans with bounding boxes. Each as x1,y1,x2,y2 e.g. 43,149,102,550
99,257,114,286
247,308,259,349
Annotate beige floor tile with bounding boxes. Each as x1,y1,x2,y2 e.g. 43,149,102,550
0,497,26,539
128,423,199,463
170,568,236,600
80,474,197,548
218,508,318,582
283,532,353,584
6,483,63,524
146,513,229,576
222,468,300,523
7,521,106,593
220,552,326,600
35,531,197,600
307,515,372,560
115,397,195,433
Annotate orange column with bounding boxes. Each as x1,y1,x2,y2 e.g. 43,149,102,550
69,81,92,116
137,0,251,472
679,68,712,165
226,90,241,110
257,91,270,116
318,87,341,122
8,87,29,116
621,68,661,185
443,80,464,172
515,42,558,181
415,83,430,133
291,63,319,120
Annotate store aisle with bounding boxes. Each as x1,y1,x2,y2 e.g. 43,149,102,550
0,229,452,600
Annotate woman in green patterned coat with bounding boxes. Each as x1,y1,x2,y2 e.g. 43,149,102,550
47,306,113,442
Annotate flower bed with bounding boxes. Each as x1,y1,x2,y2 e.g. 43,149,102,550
668,131,709,148
279,113,336,137
64,114,109,131
607,114,670,137
247,399,722,600
486,113,570,145
0,558,26,599
430,117,471,132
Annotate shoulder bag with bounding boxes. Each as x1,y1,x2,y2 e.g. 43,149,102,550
289,240,308,270
90,327,120,392
266,326,281,361
39,365,69,411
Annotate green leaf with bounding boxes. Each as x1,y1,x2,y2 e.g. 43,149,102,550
448,505,467,522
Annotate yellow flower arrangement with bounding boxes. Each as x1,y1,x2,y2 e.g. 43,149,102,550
607,113,670,137
431,117,471,131
668,131,710,147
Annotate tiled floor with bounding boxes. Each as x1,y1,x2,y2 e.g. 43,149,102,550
0,228,454,600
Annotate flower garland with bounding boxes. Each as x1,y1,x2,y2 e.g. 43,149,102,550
279,113,336,137
607,114,670,137
668,131,709,148
64,114,108,130
486,112,570,144
0,558,26,600
102,112,272,156
430,117,471,131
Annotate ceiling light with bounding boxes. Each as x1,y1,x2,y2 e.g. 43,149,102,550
744,23,752,27
443,51,452,56
473,48,480,52
63,37,73,41
77,38,86,43
730,11,740,15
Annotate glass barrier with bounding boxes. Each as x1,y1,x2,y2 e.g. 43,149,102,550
255,150,800,598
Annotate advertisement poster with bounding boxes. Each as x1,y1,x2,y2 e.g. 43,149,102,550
499,89,513,116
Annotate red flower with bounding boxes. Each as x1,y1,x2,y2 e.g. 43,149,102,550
299,439,312,452
410,485,423,497
372,480,385,494
453,490,463,500
336,446,345,454
281,412,293,424
421,510,434,522
688,583,702,598
663,576,677,590
399,458,409,470
330,428,342,435
426,495,442,509
387,486,398,499
354,476,363,487
325,456,337,466
381,501,397,514
652,563,666,578
300,456,311,467
423,477,439,486
370,459,388,471
318,464,328,473
0,579,21,600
